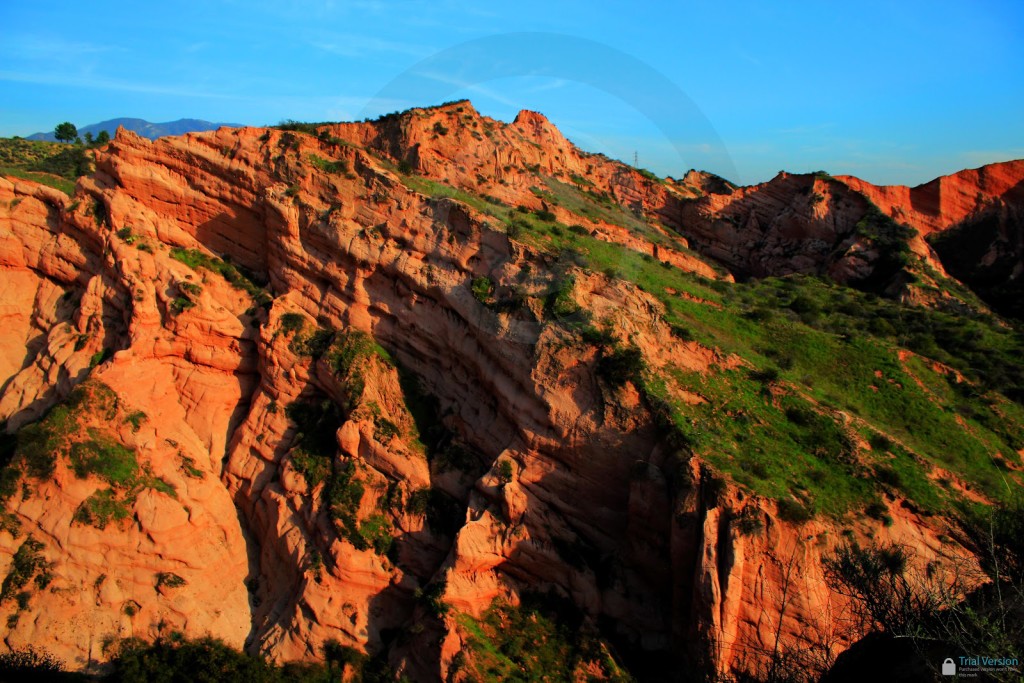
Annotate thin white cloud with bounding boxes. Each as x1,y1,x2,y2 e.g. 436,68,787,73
960,149,1024,165
310,34,430,58
411,69,523,109
829,159,924,172
257,94,416,123
526,78,568,94
775,122,836,135
0,70,233,99
221,0,389,17
730,42,763,68
3,36,127,59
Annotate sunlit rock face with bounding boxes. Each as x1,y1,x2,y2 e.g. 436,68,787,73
1,104,1020,680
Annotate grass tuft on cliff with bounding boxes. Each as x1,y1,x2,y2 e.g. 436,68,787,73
170,247,271,306
0,381,176,528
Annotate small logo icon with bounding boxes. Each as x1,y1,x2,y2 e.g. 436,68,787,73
942,658,956,676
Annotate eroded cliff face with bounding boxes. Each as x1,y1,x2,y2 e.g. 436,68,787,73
0,173,253,665
0,103,1017,681
837,161,1024,237
324,103,1008,302
838,162,1024,318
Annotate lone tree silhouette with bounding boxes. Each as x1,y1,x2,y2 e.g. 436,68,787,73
53,122,77,143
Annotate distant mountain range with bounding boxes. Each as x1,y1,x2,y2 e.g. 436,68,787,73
27,117,243,142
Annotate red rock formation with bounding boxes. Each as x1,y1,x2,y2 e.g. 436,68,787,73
837,161,1024,316
836,160,1024,236
0,105,1014,681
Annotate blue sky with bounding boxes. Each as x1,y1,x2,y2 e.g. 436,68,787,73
1,0,1022,186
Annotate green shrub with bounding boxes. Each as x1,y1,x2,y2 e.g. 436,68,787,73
864,500,889,521
0,536,51,603
580,325,615,347
90,200,108,227
544,275,580,319
106,635,332,682
291,450,331,488
874,464,903,490
373,416,400,443
457,595,631,682
669,323,694,341
308,154,349,174
73,488,132,529
275,120,332,135
0,510,21,537
69,431,138,484
125,411,147,432
0,382,133,499
416,578,449,617
406,487,430,516
869,433,893,452
6,385,174,516
285,399,342,487
325,330,392,407
289,325,334,359
740,458,769,479
0,647,66,676
496,459,514,484
470,276,493,304
178,281,202,297
10,423,57,484
179,455,204,479
777,498,814,524
748,366,780,384
155,572,187,590
279,312,305,334
596,346,646,388
327,462,367,549
89,347,113,368
783,401,854,463
734,509,765,536
323,639,364,670
169,297,195,316
852,205,916,289
358,514,394,555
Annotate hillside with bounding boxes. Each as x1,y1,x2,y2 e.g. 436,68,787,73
0,137,92,195
26,117,241,142
0,101,1022,681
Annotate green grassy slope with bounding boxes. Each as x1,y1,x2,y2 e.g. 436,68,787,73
399,166,1024,523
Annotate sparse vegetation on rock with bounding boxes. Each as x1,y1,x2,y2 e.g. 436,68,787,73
0,104,1022,682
